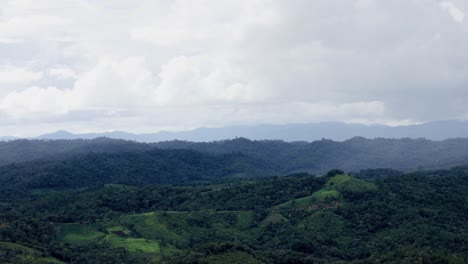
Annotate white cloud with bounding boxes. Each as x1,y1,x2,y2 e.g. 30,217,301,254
0,86,72,117
48,66,77,79
440,1,465,23
154,55,262,106
72,57,156,109
0,37,23,44
0,15,71,41
0,66,42,85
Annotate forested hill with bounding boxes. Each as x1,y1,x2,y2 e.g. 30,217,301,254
155,137,468,172
0,138,152,166
0,149,274,198
2,137,468,173
0,168,467,263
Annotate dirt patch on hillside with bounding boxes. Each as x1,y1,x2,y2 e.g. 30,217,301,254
111,230,126,237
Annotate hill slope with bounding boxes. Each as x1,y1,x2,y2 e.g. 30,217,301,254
0,149,274,197
0,168,466,263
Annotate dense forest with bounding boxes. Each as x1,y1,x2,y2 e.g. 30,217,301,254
0,165,467,263
2,137,468,173
0,149,274,199
0,138,467,263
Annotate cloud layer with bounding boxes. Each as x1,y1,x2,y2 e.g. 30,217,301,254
0,0,467,136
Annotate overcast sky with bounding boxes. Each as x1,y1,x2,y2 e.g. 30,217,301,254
0,0,467,136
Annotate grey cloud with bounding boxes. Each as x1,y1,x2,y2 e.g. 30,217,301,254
0,0,467,135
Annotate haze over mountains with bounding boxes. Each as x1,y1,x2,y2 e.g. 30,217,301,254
1,136,468,176
2,120,468,142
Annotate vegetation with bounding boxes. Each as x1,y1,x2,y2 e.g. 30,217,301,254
2,137,468,174
0,149,274,199
0,165,466,263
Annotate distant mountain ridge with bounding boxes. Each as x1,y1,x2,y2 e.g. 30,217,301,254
0,136,19,141
2,136,468,173
2,120,468,142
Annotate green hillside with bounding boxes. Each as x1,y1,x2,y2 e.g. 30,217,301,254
275,173,376,209
0,242,63,264
0,168,467,263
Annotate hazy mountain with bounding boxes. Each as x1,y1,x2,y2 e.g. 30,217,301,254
0,138,153,166
2,137,468,173
27,120,468,142
155,137,468,173
0,136,19,141
36,130,137,141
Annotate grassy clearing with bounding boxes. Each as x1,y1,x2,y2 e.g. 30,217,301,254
121,210,256,248
53,211,257,260
326,174,353,187
56,223,105,245
327,174,377,194
275,195,316,208
55,223,165,259
103,235,160,253
311,189,341,202
275,186,340,208
121,212,182,243
274,174,376,209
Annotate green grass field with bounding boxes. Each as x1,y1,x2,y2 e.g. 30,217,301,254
274,174,376,209
56,223,106,245
54,210,256,260
121,210,256,248
326,174,377,194
103,235,160,253
55,222,163,260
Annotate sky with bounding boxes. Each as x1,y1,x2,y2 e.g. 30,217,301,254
0,0,467,136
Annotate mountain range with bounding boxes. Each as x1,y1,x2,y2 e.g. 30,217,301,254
2,120,468,142
1,136,468,174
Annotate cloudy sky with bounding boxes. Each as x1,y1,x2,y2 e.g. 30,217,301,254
0,0,467,136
